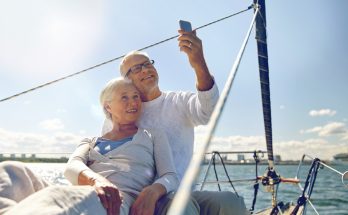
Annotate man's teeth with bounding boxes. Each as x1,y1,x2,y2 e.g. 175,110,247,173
127,109,137,113
143,75,152,80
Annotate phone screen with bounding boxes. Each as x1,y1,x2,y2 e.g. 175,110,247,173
179,20,192,32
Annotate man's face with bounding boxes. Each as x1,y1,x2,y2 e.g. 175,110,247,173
123,54,159,94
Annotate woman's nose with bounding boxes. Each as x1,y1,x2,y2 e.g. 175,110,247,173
130,98,139,106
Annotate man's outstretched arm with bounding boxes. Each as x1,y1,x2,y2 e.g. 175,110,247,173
178,29,214,91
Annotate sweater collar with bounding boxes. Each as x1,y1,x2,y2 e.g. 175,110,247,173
141,92,165,108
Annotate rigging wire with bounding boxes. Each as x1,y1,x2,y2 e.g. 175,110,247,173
0,5,253,104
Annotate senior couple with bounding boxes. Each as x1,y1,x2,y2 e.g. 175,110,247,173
0,30,248,214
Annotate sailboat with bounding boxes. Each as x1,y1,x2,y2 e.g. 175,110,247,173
1,0,347,214
168,1,348,214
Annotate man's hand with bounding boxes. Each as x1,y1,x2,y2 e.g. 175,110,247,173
178,30,205,70
130,184,166,215
178,29,214,91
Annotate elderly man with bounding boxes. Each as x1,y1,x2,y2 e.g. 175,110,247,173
103,29,248,214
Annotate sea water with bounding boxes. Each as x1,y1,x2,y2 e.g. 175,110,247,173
27,163,347,215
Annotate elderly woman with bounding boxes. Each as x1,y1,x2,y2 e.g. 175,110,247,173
64,77,179,215
0,78,184,215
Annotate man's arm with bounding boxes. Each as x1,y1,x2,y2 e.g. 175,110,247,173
130,129,179,215
178,29,214,91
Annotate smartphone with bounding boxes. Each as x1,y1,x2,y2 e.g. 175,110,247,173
179,20,192,32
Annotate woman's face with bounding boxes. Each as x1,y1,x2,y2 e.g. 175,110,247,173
106,82,142,124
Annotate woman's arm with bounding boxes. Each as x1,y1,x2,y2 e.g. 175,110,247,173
64,139,91,185
64,138,122,215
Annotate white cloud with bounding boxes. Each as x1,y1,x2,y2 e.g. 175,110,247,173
309,109,336,117
341,133,348,141
279,105,285,110
274,139,347,160
0,126,345,161
302,122,347,137
0,128,84,153
194,128,347,160
195,126,266,156
39,118,65,131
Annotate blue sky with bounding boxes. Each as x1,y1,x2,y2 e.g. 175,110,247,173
0,0,347,160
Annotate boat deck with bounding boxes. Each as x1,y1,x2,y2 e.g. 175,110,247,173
255,204,303,215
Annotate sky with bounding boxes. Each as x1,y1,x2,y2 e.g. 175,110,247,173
0,0,347,161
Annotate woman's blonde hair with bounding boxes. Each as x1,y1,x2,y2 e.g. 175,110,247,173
99,77,132,119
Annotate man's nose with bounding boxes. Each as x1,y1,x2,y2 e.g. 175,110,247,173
140,66,151,73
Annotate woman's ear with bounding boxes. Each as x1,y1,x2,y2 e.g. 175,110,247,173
105,103,112,113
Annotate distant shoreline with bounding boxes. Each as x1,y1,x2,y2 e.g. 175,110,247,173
0,157,334,165
202,159,333,165
0,157,68,163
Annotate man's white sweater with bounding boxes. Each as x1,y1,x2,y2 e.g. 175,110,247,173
137,84,219,180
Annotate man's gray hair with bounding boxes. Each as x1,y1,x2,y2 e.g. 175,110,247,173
119,50,150,77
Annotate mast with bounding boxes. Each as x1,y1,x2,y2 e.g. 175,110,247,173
253,0,274,169
254,1,283,209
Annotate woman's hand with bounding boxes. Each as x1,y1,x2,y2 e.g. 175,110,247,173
130,184,166,215
78,170,122,215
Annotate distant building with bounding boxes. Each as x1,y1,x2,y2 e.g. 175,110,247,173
21,154,26,158
332,153,348,164
31,154,36,158
204,154,212,163
0,154,3,158
274,155,281,162
10,154,15,158
237,154,245,163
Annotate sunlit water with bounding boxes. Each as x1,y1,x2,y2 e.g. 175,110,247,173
27,163,348,214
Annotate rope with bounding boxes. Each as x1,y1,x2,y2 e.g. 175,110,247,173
250,151,260,213
210,152,239,195
212,154,222,191
291,158,321,215
167,7,260,215
214,152,239,196
0,5,253,104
